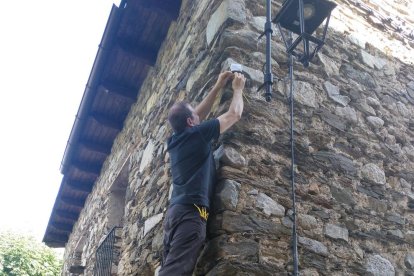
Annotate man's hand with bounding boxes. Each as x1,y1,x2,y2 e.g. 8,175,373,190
216,71,233,89
232,72,246,92
195,71,234,121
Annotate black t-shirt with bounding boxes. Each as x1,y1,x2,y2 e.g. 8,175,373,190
167,119,220,208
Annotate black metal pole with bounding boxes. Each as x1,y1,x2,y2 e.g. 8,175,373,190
264,0,273,102
298,0,309,67
288,31,299,275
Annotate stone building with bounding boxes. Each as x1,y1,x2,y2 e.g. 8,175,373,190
43,0,414,275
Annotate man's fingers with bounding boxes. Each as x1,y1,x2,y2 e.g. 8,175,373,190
220,71,233,80
231,72,246,91
234,72,246,82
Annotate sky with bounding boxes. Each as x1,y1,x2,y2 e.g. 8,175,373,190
0,0,120,242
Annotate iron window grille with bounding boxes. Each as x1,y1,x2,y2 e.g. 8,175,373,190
94,226,122,276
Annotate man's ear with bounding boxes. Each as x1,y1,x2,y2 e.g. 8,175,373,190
187,117,194,127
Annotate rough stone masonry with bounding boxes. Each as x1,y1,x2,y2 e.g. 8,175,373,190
62,0,414,275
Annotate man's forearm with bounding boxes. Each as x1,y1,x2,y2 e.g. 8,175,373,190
217,89,244,133
217,72,245,133
195,83,221,121
228,89,243,118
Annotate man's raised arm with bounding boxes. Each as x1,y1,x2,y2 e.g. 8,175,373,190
217,72,246,133
195,71,233,121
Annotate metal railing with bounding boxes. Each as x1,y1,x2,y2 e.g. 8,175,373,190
94,226,122,276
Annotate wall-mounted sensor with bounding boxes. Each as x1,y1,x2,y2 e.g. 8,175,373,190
230,63,243,74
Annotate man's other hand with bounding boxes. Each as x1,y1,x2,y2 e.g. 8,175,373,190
232,72,246,92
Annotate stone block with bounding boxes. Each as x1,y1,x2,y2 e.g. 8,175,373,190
366,116,384,129
214,145,247,168
387,229,403,239
298,214,318,230
403,145,414,161
386,213,405,225
298,236,329,257
396,101,411,117
282,216,294,228
318,53,340,76
210,211,254,234
355,100,376,116
139,140,155,173
250,16,266,33
361,163,386,185
324,224,349,242
309,209,330,220
330,186,356,206
151,230,164,251
407,81,414,99
365,254,395,276
256,193,285,217
202,236,259,263
294,81,318,108
313,151,357,175
259,239,289,267
219,29,259,52
366,96,381,107
324,81,350,106
168,183,173,200
186,57,211,92
194,235,259,275
406,253,414,270
368,197,387,212
335,106,358,124
359,50,387,70
348,32,367,48
247,189,258,195
213,179,240,212
317,109,347,131
143,213,163,236
206,0,246,45
205,261,275,276
341,64,377,88
210,211,289,236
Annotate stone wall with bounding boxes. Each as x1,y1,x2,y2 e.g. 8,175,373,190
62,0,414,275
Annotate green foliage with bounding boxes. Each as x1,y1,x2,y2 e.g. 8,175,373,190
0,231,62,276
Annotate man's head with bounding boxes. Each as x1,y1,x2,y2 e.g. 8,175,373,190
168,101,200,133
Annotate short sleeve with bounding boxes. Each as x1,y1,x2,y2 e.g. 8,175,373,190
196,119,220,143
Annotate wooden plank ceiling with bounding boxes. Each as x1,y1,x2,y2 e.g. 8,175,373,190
43,0,181,247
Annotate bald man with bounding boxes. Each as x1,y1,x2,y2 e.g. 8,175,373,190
159,71,246,275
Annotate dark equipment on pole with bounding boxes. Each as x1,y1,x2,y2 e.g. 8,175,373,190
257,0,274,102
273,0,337,67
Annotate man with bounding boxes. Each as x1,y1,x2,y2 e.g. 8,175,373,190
159,71,246,275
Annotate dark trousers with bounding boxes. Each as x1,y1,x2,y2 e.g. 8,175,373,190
159,204,207,276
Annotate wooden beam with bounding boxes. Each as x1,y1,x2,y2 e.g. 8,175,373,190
90,112,123,131
44,233,68,243
138,0,180,21
61,196,86,208
51,222,73,232
78,139,111,156
70,161,102,176
118,40,158,66
45,241,66,248
66,179,94,193
55,210,80,221
99,82,138,101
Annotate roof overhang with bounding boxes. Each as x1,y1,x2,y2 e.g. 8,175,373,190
43,0,182,247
